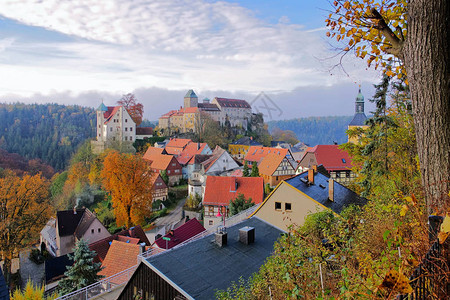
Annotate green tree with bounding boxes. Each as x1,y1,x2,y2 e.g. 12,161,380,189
57,239,104,295
242,161,250,177
229,194,254,216
160,170,169,185
250,161,259,177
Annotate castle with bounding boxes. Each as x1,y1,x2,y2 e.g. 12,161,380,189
158,90,253,134
91,103,136,154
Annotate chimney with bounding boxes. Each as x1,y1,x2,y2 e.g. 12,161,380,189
215,226,227,247
230,177,237,192
73,206,77,214
197,142,200,150
308,169,314,184
328,179,334,201
239,226,255,245
139,242,146,254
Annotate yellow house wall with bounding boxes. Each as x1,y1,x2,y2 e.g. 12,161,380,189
347,125,369,143
254,182,325,231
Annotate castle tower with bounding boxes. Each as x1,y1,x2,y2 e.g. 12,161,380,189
184,89,198,108
348,87,369,143
96,102,108,141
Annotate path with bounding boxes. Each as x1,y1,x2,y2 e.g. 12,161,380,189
154,197,187,227
19,248,45,289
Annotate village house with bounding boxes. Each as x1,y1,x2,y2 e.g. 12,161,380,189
40,208,111,257
203,176,264,228
150,173,168,209
258,152,297,187
153,218,206,250
118,217,284,300
251,168,367,231
228,136,262,161
143,147,182,186
296,144,354,183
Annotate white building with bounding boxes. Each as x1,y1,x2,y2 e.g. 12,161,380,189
92,103,136,153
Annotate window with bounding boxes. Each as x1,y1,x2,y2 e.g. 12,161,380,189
285,203,292,211
275,202,281,210
98,228,101,233
110,127,112,132
130,136,133,141
125,127,128,131
168,170,171,174
209,220,213,226
276,176,279,181
342,158,346,163
175,169,179,173
91,229,94,234
125,136,127,141
172,163,176,166
130,127,132,131
125,119,128,123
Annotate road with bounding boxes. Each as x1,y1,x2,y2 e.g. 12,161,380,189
154,197,187,227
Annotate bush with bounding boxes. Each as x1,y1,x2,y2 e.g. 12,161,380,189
29,248,50,265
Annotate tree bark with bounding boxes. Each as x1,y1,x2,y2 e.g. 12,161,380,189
404,0,450,213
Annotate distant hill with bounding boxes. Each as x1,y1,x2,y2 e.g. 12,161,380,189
0,148,55,178
0,103,96,170
267,116,353,146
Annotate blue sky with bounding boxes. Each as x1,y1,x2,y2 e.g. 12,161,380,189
0,0,379,120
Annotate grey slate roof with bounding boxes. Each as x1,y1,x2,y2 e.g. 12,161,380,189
185,90,198,98
145,217,284,300
232,136,262,146
285,171,367,214
0,268,9,300
57,209,85,237
349,112,368,126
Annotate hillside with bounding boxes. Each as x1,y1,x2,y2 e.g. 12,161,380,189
267,116,353,145
0,103,96,170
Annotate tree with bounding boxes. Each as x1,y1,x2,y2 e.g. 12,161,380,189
160,170,169,185
11,280,58,300
57,239,103,295
117,93,144,126
229,194,254,216
101,151,153,227
0,171,53,285
194,112,227,148
242,161,250,177
326,0,450,212
271,128,299,145
250,161,259,177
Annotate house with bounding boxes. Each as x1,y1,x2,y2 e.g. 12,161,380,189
143,147,182,186
41,208,111,257
91,103,136,154
251,169,367,231
164,138,192,156
174,141,212,179
348,88,369,144
258,152,297,187
296,145,355,183
135,127,153,140
153,218,206,250
98,240,145,284
244,145,294,163
118,217,284,300
203,176,264,228
228,136,262,161
89,225,150,263
150,173,168,206
40,217,57,257
188,170,206,199
0,268,9,300
201,146,239,175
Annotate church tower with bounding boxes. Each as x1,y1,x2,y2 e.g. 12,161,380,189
184,89,198,108
96,102,108,141
348,87,369,143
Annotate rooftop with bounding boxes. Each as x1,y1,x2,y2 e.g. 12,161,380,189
203,176,264,206
154,218,206,249
303,145,353,171
99,240,141,284
214,97,251,109
144,217,283,300
349,112,368,126
244,146,288,163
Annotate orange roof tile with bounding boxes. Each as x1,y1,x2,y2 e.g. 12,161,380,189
148,154,177,171
203,176,264,206
258,153,287,176
98,240,140,284
176,142,209,165
166,138,192,149
143,147,164,161
244,146,288,163
181,107,199,113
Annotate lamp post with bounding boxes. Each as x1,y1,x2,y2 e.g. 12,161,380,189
216,205,227,226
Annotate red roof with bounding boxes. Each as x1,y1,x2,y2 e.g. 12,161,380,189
229,169,243,177
98,240,140,283
215,98,251,108
203,176,264,206
176,142,209,165
154,218,206,249
201,146,225,171
244,146,288,163
306,145,353,171
89,225,150,263
147,154,179,171
180,107,199,113
258,153,290,176
159,110,177,119
104,106,121,124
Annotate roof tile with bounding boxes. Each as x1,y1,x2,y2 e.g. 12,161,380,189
203,176,264,206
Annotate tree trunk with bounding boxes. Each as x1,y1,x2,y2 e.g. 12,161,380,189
404,0,450,213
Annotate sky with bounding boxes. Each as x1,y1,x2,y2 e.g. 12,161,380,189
0,0,380,121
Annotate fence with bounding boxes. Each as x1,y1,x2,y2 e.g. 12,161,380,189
398,234,449,299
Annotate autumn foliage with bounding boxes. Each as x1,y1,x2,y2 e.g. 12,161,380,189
101,151,153,228
117,93,144,126
0,171,53,283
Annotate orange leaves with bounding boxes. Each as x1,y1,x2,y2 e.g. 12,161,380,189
379,269,413,295
101,151,154,227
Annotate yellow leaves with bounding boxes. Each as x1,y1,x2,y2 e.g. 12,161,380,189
438,213,450,244
379,269,413,295
400,205,408,216
340,27,346,34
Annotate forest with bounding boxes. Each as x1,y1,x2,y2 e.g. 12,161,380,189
267,116,353,145
0,103,96,170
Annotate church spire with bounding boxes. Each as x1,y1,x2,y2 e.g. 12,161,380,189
355,86,364,114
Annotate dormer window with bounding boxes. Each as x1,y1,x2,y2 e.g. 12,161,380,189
342,159,346,163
